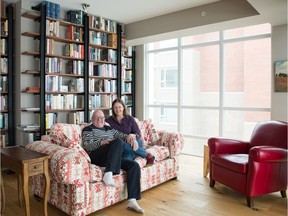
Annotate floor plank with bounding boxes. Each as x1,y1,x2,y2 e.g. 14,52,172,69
1,154,287,216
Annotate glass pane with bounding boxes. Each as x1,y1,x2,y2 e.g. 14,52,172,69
148,107,178,132
182,45,220,106
224,23,271,39
182,31,219,45
223,110,271,141
181,108,219,137
182,137,208,157
148,51,178,104
224,38,271,107
148,38,178,50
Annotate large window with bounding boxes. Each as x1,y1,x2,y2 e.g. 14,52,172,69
145,23,271,156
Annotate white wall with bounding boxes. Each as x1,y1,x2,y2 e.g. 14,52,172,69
271,24,288,122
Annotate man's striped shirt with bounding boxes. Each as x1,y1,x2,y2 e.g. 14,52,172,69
82,124,128,153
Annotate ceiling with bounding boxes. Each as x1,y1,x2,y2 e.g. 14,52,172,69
13,0,287,26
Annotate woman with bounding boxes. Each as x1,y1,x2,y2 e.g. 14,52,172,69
106,98,155,165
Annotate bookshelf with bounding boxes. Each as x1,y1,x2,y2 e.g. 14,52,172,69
20,1,125,143
121,41,136,116
0,2,15,147
88,15,119,118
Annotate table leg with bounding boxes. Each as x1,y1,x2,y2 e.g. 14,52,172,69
18,174,23,207
22,166,30,216
1,171,5,214
43,160,50,216
203,145,210,177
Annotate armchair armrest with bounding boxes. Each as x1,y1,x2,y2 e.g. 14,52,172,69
156,130,184,158
26,141,90,184
249,146,288,162
208,137,249,155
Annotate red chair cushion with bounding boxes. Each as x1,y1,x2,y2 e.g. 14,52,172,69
211,154,248,173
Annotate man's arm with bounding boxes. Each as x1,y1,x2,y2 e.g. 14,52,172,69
82,126,102,153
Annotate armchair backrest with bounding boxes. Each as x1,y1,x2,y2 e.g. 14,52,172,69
250,121,288,149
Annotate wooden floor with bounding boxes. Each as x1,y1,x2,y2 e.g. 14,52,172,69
1,154,287,216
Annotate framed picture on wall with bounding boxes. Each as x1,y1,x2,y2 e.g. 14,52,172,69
275,60,288,92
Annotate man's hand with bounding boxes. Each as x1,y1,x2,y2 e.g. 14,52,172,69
101,139,113,145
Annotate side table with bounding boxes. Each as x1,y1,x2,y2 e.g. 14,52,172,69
203,144,210,177
1,146,50,216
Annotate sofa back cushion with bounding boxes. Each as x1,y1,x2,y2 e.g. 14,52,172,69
49,123,91,162
135,118,159,147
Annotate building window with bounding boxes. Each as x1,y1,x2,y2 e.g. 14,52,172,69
145,23,271,156
160,67,177,88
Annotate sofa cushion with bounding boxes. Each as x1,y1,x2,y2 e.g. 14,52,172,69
135,118,159,147
49,123,91,162
146,145,170,162
211,154,248,173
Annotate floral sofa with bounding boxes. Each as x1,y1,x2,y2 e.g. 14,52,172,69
26,119,184,216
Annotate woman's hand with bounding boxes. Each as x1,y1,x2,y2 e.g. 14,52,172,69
126,134,136,144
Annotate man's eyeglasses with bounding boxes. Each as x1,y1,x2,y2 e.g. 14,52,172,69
94,116,105,120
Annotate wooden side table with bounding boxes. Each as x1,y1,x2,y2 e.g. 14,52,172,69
1,146,50,216
203,144,210,177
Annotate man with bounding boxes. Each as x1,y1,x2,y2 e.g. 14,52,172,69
82,109,144,213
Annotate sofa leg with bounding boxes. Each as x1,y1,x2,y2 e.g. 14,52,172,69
247,197,254,208
209,179,215,187
34,194,42,202
280,191,286,198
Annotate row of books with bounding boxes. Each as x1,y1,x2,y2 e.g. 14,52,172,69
67,60,84,75
68,111,85,124
0,38,7,54
1,132,8,148
89,48,117,63
46,38,55,54
67,10,84,25
1,20,7,36
0,95,7,110
44,1,60,19
46,76,84,92
45,112,58,129
123,58,132,68
122,82,132,93
89,31,111,46
0,113,8,129
45,57,63,73
89,62,117,77
46,20,60,37
121,95,133,106
0,76,7,92
46,94,84,110
89,15,117,33
67,26,83,42
0,58,7,73
89,79,117,93
64,43,84,58
122,69,132,81
89,94,117,109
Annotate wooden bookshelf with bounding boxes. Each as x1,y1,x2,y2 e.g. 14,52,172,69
0,2,15,147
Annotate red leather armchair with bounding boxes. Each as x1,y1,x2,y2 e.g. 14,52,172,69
208,121,287,208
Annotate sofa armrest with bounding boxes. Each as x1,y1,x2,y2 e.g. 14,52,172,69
26,141,90,184
249,146,288,162
156,130,184,158
208,137,249,155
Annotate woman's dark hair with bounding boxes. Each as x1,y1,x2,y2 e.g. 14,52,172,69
111,98,129,118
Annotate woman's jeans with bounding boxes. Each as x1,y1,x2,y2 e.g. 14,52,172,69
122,138,147,160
